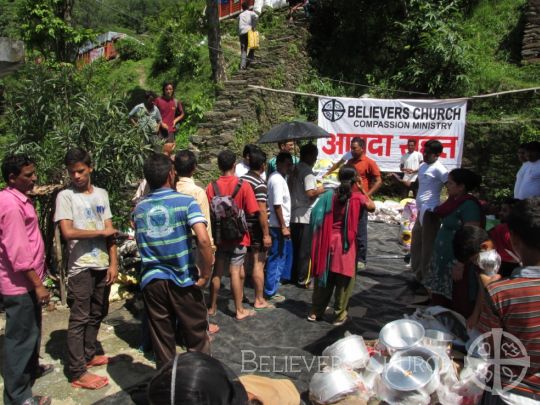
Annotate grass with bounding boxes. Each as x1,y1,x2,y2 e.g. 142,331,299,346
461,0,540,95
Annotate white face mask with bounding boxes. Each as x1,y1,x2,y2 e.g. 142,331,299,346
476,249,501,275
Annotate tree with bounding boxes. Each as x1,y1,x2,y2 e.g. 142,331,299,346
205,0,226,83
19,0,94,63
3,63,155,224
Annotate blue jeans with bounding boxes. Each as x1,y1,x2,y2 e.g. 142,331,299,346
264,228,293,296
356,208,368,264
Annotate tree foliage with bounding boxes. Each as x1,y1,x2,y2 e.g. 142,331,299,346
309,0,472,96
19,0,94,62
2,63,156,224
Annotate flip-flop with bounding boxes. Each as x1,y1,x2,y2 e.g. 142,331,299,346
235,309,256,322
36,364,54,378
268,294,286,303
86,355,109,369
71,373,109,390
254,303,275,311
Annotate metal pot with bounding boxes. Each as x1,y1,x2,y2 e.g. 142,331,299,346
322,335,370,369
383,355,439,396
423,329,454,355
379,319,425,354
391,347,442,382
309,368,358,404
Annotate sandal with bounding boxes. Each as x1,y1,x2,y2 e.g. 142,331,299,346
71,373,109,390
86,355,109,368
36,364,54,378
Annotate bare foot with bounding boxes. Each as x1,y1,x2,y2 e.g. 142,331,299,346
235,309,256,321
254,300,275,310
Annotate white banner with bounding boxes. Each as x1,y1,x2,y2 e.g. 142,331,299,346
317,97,467,172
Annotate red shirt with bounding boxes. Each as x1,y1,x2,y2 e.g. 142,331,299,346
154,97,184,134
206,176,259,247
489,223,518,263
347,154,381,192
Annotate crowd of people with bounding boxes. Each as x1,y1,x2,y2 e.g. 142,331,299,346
1,133,539,404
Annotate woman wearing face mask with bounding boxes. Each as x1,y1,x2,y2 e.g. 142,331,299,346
425,168,483,316
453,225,502,328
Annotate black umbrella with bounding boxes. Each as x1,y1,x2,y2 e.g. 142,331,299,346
257,121,330,144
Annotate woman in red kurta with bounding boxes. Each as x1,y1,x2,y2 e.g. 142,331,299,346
308,165,375,325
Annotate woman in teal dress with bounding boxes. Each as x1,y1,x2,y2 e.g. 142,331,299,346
426,168,483,317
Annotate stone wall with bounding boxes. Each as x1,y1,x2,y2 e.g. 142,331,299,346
522,0,540,63
191,26,311,184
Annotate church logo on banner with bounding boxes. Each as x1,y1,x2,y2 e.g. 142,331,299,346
317,97,467,172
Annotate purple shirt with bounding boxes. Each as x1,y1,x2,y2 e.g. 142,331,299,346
0,187,46,295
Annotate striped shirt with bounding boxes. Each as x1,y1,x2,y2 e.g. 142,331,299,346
242,171,267,241
478,266,540,398
133,188,207,289
242,171,267,203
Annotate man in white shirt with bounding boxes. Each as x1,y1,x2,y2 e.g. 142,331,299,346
410,140,448,286
391,139,423,198
514,143,528,199
238,1,258,70
515,141,540,200
235,144,266,181
265,152,294,301
289,143,325,288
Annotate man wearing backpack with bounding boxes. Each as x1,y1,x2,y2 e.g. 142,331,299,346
206,150,260,321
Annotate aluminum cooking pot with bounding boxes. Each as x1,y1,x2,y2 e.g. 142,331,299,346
423,329,454,355
390,347,442,394
309,368,358,404
379,319,425,354
383,355,439,396
322,334,370,369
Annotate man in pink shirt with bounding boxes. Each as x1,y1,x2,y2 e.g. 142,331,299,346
0,155,52,405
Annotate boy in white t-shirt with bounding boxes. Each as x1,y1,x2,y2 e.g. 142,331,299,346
410,140,448,286
55,148,118,390
265,152,294,301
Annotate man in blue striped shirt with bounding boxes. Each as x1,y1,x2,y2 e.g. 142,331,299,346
133,153,213,368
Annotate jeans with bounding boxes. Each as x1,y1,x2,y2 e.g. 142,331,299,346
264,228,293,297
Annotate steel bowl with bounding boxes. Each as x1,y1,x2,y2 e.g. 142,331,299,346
379,319,425,354
322,335,370,369
423,329,454,355
383,355,438,395
309,368,358,404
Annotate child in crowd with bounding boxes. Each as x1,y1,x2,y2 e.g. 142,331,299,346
55,148,118,390
488,197,520,277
